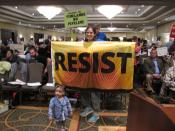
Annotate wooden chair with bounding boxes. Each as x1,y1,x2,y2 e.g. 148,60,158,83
127,92,175,131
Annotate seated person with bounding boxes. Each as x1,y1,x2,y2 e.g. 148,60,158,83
144,49,164,93
29,47,47,67
162,51,175,71
4,49,18,63
160,51,175,96
3,49,27,82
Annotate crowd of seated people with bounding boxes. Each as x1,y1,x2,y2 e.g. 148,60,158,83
0,39,52,108
1,36,175,108
134,39,175,98
0,39,51,81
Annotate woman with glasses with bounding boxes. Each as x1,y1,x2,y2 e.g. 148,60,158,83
80,25,101,123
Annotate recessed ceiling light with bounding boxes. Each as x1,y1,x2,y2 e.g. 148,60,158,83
32,13,35,16
164,15,175,21
19,34,23,38
30,35,34,39
141,5,145,8
15,6,18,9
77,27,86,32
107,27,116,32
138,8,141,11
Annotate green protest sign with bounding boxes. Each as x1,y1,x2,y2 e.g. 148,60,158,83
64,9,87,28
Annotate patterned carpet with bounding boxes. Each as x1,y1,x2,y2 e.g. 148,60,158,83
79,112,127,131
0,92,129,131
0,107,127,131
0,107,60,131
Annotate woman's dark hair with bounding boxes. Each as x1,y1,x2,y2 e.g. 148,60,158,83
84,25,96,41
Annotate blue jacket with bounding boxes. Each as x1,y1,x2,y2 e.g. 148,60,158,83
48,96,72,121
96,32,107,41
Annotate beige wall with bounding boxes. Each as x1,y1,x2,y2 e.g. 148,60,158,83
0,22,66,44
106,32,145,40
145,28,157,45
145,21,175,45
1,21,174,44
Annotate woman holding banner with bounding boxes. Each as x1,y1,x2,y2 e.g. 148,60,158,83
80,25,102,123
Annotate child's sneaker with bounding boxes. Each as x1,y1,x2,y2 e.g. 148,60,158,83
88,114,99,123
80,107,93,117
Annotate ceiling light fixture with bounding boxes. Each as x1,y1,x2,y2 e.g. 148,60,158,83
77,27,86,32
37,6,62,20
97,5,123,19
141,5,145,8
19,34,23,38
30,35,34,39
107,23,116,32
107,27,116,32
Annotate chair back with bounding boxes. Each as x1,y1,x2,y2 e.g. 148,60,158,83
0,72,9,83
28,63,44,83
47,64,53,83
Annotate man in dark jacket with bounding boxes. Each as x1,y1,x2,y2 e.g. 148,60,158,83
144,49,164,93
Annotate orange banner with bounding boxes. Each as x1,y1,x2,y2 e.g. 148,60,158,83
51,42,135,90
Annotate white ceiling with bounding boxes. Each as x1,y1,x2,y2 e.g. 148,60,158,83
0,5,175,32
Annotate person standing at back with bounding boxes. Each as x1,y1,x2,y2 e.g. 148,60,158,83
95,24,107,41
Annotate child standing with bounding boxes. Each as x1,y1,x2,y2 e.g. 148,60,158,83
48,85,72,131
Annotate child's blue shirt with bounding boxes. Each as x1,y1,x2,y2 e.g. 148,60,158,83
48,96,72,121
